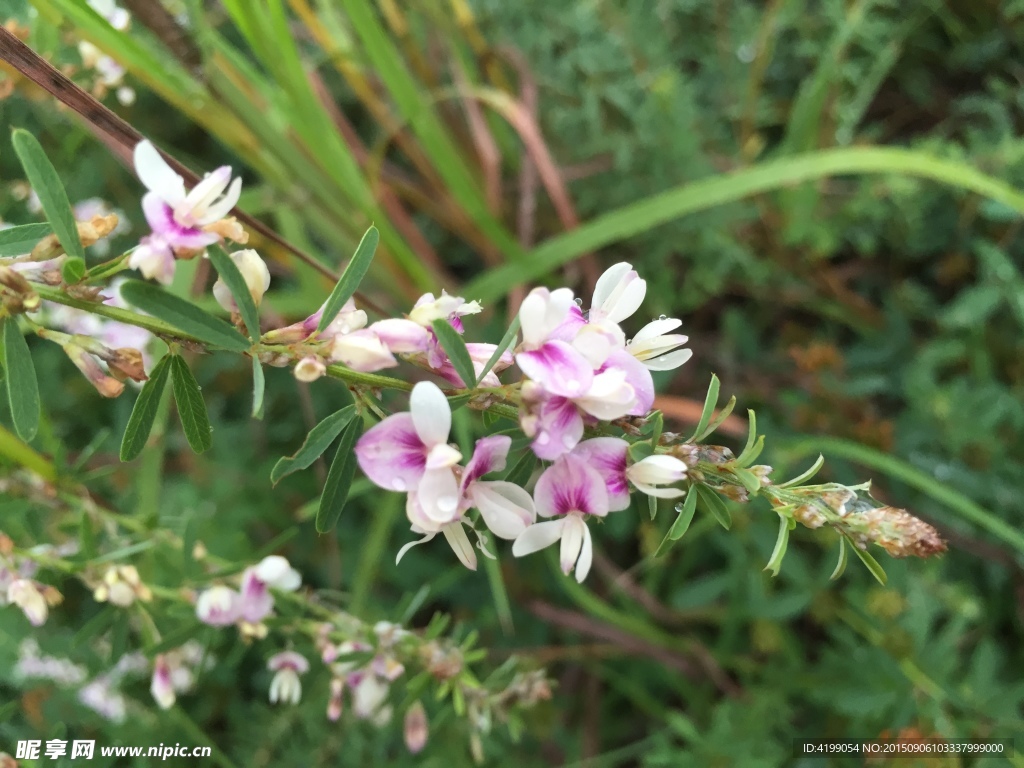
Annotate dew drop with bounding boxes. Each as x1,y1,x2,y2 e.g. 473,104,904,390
439,496,458,512
658,314,667,321
736,43,756,63
674,502,684,514
574,298,584,306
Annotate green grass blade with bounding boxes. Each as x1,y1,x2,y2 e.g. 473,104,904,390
466,147,1024,301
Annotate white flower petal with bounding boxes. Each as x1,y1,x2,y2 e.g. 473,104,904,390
201,176,242,223
631,317,683,344
133,140,186,206
633,483,686,499
640,347,693,371
470,481,536,539
410,381,451,447
417,468,461,524
512,519,566,557
559,514,585,575
575,522,593,583
395,532,435,565
629,454,688,485
441,523,477,570
591,263,632,312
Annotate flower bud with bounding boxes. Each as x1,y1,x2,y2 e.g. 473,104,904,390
203,217,248,244
0,267,40,311
65,343,125,398
294,355,326,383
404,700,428,754
330,330,397,372
150,655,175,709
212,249,270,312
327,677,344,721
7,579,48,626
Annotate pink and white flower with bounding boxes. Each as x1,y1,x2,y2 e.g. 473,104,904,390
150,655,175,710
408,291,482,329
195,585,241,627
571,437,688,511
129,140,243,284
268,651,309,705
355,381,462,519
237,555,301,624
512,455,610,582
212,248,270,313
7,579,48,626
515,287,594,398
627,318,692,370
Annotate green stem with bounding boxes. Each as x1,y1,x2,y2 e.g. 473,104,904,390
0,423,57,481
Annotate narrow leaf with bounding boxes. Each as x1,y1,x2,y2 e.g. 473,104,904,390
778,454,825,488
270,405,356,485
695,484,732,530
695,395,737,441
316,416,364,533
646,410,664,447
120,280,250,352
669,488,698,540
687,374,720,441
647,494,658,520
11,129,85,261
475,316,520,386
120,354,171,461
850,541,888,585
1,318,40,442
830,537,849,581
208,245,261,341
432,318,477,389
737,435,765,467
732,467,762,496
251,358,265,419
764,515,790,576
316,226,379,334
502,450,537,488
169,355,212,454
736,409,760,465
0,222,51,256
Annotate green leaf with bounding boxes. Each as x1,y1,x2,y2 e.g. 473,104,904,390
735,409,761,465
270,405,356,485
316,416,364,533
687,374,720,441
830,537,849,581
1,318,40,442
316,226,379,334
432,318,478,389
764,515,791,576
628,441,655,463
697,395,737,441
11,129,85,261
732,467,762,496
737,435,765,467
502,450,537,488
0,222,51,256
645,410,664,447
476,316,520,386
120,280,251,352
208,245,262,340
251,358,265,419
169,355,212,454
645,493,658,520
120,354,172,461
778,454,825,488
60,257,86,284
654,489,697,558
695,484,731,530
849,540,887,586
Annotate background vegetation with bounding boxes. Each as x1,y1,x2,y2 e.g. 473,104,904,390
2,0,1023,765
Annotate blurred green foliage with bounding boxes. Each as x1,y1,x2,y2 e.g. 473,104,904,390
2,0,1024,765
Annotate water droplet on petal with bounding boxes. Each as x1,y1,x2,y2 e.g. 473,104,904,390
392,479,406,491
439,495,458,512
574,298,583,306
658,314,667,321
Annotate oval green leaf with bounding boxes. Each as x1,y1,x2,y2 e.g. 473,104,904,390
11,129,84,261
271,405,356,486
316,416,365,533
120,280,251,351
431,318,477,389
316,226,379,334
169,355,212,454
120,354,172,461
0,223,52,257
1,317,41,442
208,245,261,341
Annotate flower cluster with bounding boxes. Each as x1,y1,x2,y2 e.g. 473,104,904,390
194,555,301,638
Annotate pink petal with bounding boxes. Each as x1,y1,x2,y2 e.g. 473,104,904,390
516,340,593,398
571,437,630,512
141,193,217,250
528,396,584,460
601,349,655,415
371,319,431,353
355,413,426,492
548,303,587,342
461,435,511,491
533,455,610,518
237,568,274,623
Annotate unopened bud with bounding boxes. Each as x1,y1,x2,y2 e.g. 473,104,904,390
204,217,248,244
212,248,270,312
29,214,118,261
0,267,39,311
327,677,344,722
65,343,125,398
104,348,148,382
403,700,428,753
294,355,326,383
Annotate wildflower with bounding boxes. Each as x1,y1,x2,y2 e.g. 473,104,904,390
329,329,398,372
93,565,152,607
150,655,175,709
515,287,594,398
512,455,610,582
408,291,482,328
263,297,367,346
212,248,270,313
356,381,462,518
7,579,50,626
327,677,344,721
626,318,692,370
572,438,687,510
588,263,647,325
404,701,429,754
130,140,244,284
195,585,241,626
267,651,309,705
236,555,301,625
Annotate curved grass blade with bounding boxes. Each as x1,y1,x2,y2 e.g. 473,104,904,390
432,318,476,389
271,405,356,485
208,245,261,341
0,223,51,256
169,355,212,454
316,416,365,533
317,226,378,334
11,129,84,262
120,280,250,351
120,354,171,461
1,317,40,442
